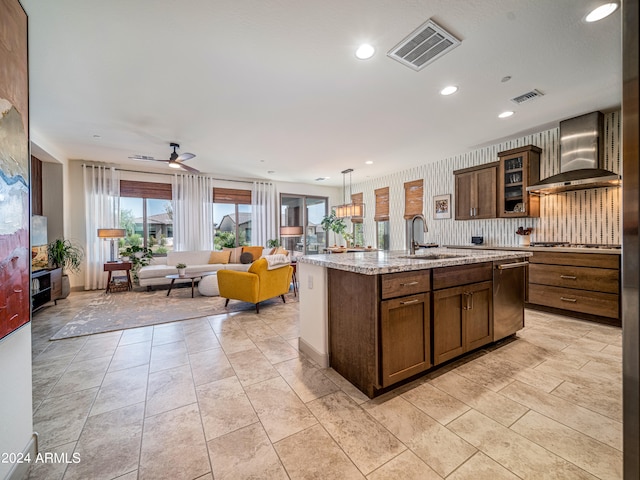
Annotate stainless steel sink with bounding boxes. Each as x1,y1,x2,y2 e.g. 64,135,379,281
398,253,464,260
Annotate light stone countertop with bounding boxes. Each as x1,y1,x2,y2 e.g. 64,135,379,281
445,244,622,255
296,247,531,275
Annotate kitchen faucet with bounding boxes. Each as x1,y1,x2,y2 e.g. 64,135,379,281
409,214,428,255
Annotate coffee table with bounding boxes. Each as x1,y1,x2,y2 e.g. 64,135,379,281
165,271,217,298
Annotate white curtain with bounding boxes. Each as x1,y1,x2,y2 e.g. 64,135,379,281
251,181,277,247
83,165,120,290
172,174,215,251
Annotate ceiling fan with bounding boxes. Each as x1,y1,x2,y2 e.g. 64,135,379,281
129,142,199,173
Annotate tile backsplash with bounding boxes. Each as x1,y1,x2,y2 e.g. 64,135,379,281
353,111,621,249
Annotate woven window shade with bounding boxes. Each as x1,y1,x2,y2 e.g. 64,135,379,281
213,188,252,204
351,192,364,223
404,179,424,219
374,187,390,222
120,180,172,200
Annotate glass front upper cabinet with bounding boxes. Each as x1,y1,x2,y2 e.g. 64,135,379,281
497,145,541,218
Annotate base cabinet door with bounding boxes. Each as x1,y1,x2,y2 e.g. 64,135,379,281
465,281,493,350
380,293,431,387
433,281,493,365
433,286,465,365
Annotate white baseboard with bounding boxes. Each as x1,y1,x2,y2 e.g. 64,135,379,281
299,338,329,368
5,433,38,480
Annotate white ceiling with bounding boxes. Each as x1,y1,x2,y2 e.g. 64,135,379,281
21,0,621,187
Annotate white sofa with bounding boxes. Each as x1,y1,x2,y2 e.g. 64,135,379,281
138,250,268,289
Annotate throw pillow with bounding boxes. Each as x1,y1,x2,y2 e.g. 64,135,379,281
274,246,288,256
223,246,244,263
239,252,254,264
242,245,264,262
209,250,231,264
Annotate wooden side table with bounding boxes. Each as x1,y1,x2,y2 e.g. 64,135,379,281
104,261,132,293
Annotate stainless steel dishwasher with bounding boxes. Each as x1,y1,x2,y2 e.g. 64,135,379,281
493,258,528,341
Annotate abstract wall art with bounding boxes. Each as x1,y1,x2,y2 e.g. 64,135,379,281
1,0,30,340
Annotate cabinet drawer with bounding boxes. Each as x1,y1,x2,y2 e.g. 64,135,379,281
530,251,619,269
529,264,619,294
432,262,492,290
528,284,619,319
381,271,430,299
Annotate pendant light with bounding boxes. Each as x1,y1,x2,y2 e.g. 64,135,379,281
332,168,365,218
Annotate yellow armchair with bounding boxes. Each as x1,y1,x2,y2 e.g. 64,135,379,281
217,257,293,313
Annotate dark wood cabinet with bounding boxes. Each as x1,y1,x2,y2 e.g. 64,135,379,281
454,162,498,220
433,281,493,365
328,262,496,397
380,292,431,387
497,145,541,218
328,268,431,397
432,262,493,366
527,251,620,323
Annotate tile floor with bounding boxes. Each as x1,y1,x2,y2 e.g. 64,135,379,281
27,290,622,479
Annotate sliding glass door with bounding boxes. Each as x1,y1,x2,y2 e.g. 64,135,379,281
280,194,328,257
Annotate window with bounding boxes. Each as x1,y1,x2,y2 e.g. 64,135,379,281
213,188,252,249
351,192,364,246
120,180,173,255
280,194,328,256
374,187,390,251
377,221,390,251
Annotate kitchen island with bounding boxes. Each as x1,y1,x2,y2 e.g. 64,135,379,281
296,247,531,398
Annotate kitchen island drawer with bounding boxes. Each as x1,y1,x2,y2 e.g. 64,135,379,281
529,264,619,294
528,284,619,319
432,262,492,290
381,270,430,299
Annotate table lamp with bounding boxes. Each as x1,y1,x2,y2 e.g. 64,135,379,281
97,228,126,262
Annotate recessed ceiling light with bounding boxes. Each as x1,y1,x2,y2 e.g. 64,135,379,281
440,85,458,96
501,75,512,83
267,170,276,174
315,177,330,181
365,160,373,165
355,44,375,60
585,3,618,22
498,111,515,119
92,134,101,138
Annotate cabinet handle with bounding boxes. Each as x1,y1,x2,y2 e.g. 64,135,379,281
560,275,577,280
497,261,529,270
462,292,473,310
400,281,419,287
470,208,474,217
400,299,419,305
560,297,577,303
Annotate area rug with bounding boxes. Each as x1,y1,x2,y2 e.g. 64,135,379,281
50,288,298,340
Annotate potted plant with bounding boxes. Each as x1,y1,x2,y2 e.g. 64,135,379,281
119,245,153,283
175,263,187,277
267,239,280,248
320,210,353,247
47,238,84,298
516,226,533,246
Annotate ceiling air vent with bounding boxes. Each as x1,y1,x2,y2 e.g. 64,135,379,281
387,19,461,71
510,89,544,105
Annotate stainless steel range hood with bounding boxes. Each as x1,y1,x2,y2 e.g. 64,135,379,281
527,111,621,194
